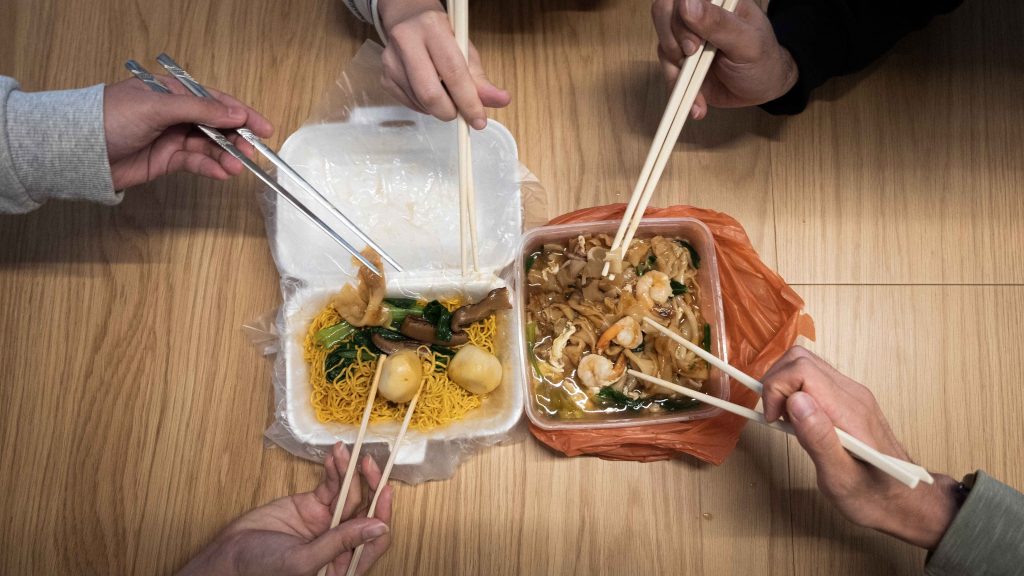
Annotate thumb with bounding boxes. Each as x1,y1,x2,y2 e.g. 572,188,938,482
149,93,248,130
292,519,389,574
787,392,857,479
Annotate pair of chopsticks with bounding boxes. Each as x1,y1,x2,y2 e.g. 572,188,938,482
124,54,402,277
602,0,737,278
316,355,424,576
448,0,480,276
632,317,933,488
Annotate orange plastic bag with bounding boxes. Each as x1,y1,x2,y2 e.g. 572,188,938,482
529,204,815,464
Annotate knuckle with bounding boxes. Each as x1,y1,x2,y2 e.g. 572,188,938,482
415,86,446,108
389,22,419,45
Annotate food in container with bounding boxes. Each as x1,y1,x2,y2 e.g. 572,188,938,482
515,218,729,431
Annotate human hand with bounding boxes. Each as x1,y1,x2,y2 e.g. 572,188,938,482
378,0,510,128
178,443,393,576
761,346,959,550
104,77,274,189
650,0,799,118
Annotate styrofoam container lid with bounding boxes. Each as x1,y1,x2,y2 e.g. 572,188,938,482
272,107,524,472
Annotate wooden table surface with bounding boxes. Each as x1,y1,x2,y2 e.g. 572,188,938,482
2,1,1023,574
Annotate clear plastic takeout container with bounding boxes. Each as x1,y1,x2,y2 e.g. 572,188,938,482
513,218,729,430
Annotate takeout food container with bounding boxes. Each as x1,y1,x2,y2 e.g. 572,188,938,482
513,218,729,430
272,106,524,473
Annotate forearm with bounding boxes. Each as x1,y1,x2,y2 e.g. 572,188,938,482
0,76,119,214
340,0,387,39
761,0,965,114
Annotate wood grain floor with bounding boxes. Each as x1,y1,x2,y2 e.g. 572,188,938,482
1,0,1022,574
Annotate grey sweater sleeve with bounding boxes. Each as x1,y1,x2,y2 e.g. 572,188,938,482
0,76,121,214
925,471,1024,575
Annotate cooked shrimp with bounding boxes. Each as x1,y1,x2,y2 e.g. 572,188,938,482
636,271,671,307
596,316,643,351
576,354,625,389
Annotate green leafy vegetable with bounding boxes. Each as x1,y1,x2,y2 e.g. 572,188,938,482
675,239,701,269
314,321,356,349
384,298,420,309
525,322,542,377
701,323,711,352
525,251,541,272
324,342,375,381
422,300,447,324
535,384,583,418
636,254,657,276
435,309,453,341
670,280,687,296
596,386,701,412
422,300,454,342
596,386,647,410
383,299,424,326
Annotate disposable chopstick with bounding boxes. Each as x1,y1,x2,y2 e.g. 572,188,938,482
628,369,923,488
124,61,383,277
640,318,934,486
152,53,402,274
450,0,479,275
602,0,727,278
618,0,744,259
315,355,386,576
343,383,424,576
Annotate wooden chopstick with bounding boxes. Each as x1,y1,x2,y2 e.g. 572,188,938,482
316,355,386,576
343,382,424,576
640,317,934,486
602,0,727,278
628,370,924,488
451,0,479,275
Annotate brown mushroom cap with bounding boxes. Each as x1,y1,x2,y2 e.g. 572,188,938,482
399,316,470,346
370,332,421,355
450,287,512,331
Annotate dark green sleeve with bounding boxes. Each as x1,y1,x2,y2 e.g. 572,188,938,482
925,470,1024,575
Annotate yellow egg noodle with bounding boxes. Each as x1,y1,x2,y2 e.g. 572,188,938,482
305,298,497,430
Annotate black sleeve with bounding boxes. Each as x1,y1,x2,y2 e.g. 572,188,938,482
760,0,965,115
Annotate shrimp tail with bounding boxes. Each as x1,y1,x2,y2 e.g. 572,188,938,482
597,323,625,352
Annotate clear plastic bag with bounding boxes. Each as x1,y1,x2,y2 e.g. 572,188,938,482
246,41,548,484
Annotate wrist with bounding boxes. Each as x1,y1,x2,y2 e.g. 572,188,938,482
377,0,445,31
873,474,960,550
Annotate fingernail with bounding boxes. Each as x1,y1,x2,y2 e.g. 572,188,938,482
228,106,246,119
686,0,703,17
362,522,389,540
471,117,486,130
788,392,817,422
682,39,698,55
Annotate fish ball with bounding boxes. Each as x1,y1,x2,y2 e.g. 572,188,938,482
378,350,423,403
448,345,502,395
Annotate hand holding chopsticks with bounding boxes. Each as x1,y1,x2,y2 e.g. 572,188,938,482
637,317,934,488
603,0,736,278
124,56,401,277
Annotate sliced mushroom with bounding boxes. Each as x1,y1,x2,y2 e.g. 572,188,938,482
450,287,512,331
370,332,421,355
399,316,469,346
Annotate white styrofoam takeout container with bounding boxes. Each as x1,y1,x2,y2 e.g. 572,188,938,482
272,106,524,469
